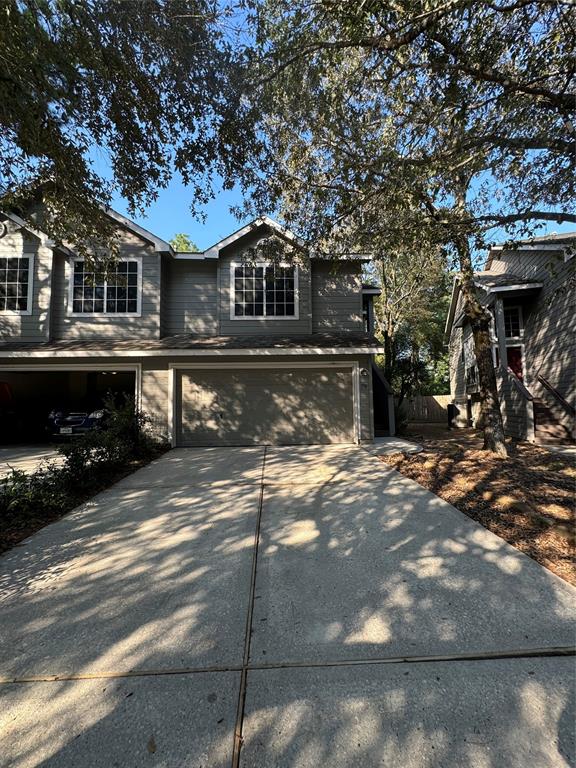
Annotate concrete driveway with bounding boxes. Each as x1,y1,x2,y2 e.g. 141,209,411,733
0,445,61,478
0,445,574,767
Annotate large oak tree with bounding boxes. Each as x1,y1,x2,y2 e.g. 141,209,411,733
241,0,575,453
0,0,256,249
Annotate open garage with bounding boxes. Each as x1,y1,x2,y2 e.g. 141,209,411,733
0,367,136,444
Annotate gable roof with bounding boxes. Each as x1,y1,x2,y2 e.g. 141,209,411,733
444,271,544,340
1,207,174,256
485,231,576,269
3,206,371,262
203,215,304,258
104,209,172,252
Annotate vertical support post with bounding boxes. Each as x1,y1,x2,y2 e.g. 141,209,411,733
168,366,176,448
526,398,536,443
352,362,361,443
387,393,396,436
493,297,508,373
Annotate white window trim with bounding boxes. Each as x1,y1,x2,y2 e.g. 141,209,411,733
229,261,300,321
67,255,143,317
492,342,526,378
0,252,34,316
503,304,524,341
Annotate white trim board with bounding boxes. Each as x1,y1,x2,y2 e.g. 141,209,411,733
490,244,572,252
475,281,543,293
0,346,384,359
0,362,142,408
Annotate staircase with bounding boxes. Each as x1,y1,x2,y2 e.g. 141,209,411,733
533,399,575,446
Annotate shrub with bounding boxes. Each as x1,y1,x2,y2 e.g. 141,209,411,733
57,395,160,478
0,400,167,550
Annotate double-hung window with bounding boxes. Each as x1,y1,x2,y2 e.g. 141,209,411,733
232,263,297,318
503,306,522,339
70,259,141,315
0,255,32,314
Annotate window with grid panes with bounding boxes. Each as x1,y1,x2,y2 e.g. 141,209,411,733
72,260,139,314
503,306,522,338
233,264,296,317
0,256,30,312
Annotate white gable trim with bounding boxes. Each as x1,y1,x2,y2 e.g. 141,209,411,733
0,346,385,359
203,216,303,258
104,209,173,253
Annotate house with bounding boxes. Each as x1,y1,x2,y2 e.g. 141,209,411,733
0,209,394,446
445,233,575,444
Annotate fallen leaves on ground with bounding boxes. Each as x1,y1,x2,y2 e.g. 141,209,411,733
381,428,575,585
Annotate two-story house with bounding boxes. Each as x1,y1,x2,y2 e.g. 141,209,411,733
445,233,575,445
0,209,393,446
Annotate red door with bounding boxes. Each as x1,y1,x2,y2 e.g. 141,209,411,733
507,347,523,380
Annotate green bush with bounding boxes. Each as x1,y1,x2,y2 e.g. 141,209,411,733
0,465,69,524
57,395,159,477
0,400,166,547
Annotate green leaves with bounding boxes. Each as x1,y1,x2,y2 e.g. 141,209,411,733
169,233,200,252
243,0,575,254
0,0,256,249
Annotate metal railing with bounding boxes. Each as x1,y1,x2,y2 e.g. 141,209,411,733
537,373,575,417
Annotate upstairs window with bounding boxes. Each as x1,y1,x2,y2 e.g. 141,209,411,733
0,256,32,314
71,259,141,315
503,306,522,339
232,263,297,318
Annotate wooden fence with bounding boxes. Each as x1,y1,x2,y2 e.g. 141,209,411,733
399,394,452,423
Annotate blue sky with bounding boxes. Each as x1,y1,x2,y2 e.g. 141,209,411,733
109,173,249,251
107,166,575,254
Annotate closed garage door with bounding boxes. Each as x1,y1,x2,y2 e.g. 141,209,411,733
179,367,355,446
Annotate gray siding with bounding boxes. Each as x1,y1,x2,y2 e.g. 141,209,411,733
51,231,161,340
162,260,218,335
358,353,374,442
494,249,575,406
160,256,169,337
311,262,363,332
497,370,531,441
0,217,52,343
217,233,312,335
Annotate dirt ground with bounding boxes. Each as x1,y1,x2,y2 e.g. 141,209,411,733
381,423,576,585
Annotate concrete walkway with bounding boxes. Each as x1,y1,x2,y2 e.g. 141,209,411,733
0,445,61,478
0,445,574,767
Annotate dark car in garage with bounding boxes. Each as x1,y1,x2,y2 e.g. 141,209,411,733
47,404,109,438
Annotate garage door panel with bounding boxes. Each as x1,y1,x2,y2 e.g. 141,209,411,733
179,368,354,446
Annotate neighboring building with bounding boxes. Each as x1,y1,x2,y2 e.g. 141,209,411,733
445,233,575,445
0,210,394,446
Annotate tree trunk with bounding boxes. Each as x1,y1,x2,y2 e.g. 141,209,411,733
457,239,508,456
383,329,394,382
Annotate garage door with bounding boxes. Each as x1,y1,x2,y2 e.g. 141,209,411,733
178,367,355,446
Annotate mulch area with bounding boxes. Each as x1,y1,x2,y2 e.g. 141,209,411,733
381,424,576,585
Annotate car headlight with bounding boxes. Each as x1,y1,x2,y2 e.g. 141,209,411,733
49,410,63,419
89,410,105,419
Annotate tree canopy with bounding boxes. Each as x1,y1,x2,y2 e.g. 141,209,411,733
169,233,200,252
0,0,256,248
240,0,575,453
243,0,574,244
